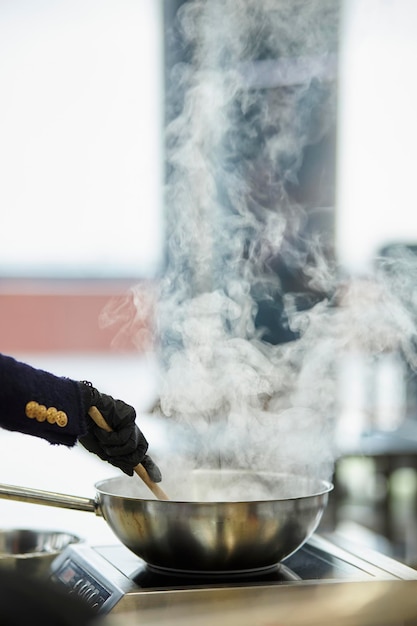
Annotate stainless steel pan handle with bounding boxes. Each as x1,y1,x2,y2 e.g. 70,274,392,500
0,483,101,515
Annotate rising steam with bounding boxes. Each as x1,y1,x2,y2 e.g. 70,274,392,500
136,0,417,484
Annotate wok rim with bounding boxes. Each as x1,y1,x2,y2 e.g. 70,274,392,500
95,470,334,504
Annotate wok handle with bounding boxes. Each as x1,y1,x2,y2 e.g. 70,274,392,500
88,406,170,501
0,482,100,514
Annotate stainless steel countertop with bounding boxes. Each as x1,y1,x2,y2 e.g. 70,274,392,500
108,579,417,626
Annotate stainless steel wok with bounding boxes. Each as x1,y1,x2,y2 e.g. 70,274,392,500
0,470,332,574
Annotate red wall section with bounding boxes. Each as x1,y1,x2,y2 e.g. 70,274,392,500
0,282,154,353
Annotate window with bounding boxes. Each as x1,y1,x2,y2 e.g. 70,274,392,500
337,0,417,272
0,0,164,279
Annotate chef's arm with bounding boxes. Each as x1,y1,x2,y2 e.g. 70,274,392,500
0,353,161,481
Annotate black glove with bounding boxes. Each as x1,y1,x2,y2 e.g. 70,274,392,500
78,381,162,481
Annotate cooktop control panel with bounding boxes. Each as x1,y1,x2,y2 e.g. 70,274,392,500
50,544,137,613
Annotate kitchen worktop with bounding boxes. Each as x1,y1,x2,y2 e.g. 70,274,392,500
107,578,417,626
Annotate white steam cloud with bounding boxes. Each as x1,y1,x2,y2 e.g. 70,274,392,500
134,0,417,486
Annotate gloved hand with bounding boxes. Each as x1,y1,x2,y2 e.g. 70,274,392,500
78,381,162,481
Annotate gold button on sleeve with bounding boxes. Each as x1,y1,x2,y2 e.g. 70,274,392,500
55,411,68,427
25,401,38,419
46,407,58,424
35,405,47,422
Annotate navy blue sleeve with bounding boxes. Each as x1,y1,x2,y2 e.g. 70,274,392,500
0,353,89,446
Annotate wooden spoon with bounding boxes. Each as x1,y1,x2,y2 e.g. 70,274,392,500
88,406,169,501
